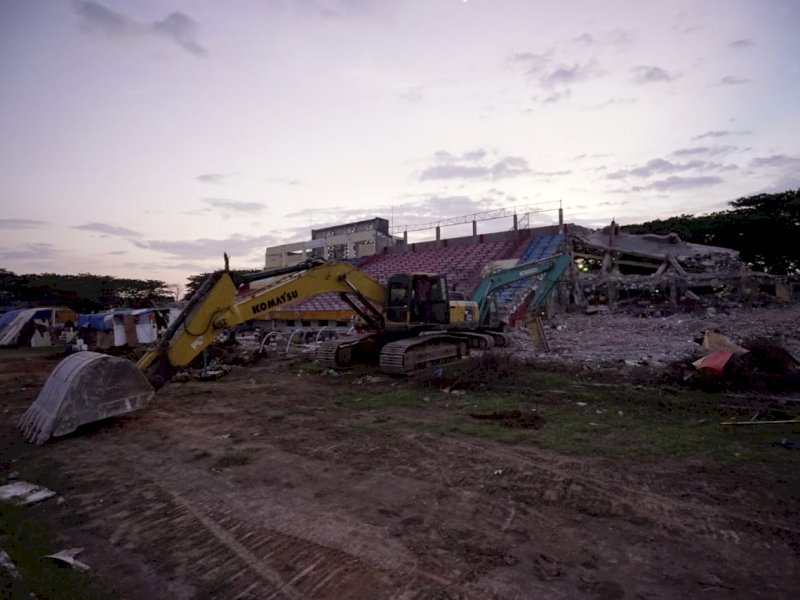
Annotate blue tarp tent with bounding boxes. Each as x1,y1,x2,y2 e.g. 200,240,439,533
77,313,113,331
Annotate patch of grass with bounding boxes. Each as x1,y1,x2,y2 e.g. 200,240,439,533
0,500,105,600
342,387,428,409
359,376,800,466
213,450,252,468
290,359,324,375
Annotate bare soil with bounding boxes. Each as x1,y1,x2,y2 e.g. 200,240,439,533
1,347,799,599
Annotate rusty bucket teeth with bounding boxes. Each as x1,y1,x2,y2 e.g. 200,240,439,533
19,351,154,445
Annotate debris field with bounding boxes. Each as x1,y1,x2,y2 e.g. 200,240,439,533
2,324,800,599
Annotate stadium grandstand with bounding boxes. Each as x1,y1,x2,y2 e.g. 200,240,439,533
255,204,567,332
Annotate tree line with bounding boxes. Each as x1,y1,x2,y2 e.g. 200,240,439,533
0,271,173,312
621,188,799,275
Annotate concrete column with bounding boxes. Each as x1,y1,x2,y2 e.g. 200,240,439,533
435,226,441,241
472,220,477,237
607,280,617,308
403,230,408,244
513,214,518,230
558,207,564,230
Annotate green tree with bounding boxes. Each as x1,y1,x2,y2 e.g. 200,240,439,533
622,188,800,275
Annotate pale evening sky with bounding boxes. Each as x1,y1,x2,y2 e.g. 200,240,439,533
1,0,798,288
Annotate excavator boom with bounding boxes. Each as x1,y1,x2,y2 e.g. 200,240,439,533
20,260,387,444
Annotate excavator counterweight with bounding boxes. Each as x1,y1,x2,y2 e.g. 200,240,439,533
19,351,155,445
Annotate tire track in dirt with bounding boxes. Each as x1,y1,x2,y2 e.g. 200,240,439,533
443,437,800,542
53,439,495,600
291,431,798,546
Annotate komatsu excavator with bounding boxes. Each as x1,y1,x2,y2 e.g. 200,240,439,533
19,254,569,444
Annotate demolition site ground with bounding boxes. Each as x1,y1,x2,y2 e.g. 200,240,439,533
1,344,799,599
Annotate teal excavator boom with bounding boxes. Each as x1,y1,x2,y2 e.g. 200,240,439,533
470,253,571,326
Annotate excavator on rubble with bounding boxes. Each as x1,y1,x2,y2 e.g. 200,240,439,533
19,253,569,444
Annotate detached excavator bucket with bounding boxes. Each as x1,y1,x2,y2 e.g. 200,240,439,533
19,351,154,445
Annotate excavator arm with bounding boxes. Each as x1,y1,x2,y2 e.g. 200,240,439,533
470,254,570,326
139,261,386,384
20,260,387,444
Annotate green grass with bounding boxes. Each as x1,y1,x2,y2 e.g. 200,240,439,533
213,450,253,468
340,387,429,409
0,501,104,600
356,370,800,465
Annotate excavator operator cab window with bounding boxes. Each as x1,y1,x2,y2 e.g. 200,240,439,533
386,276,412,323
386,274,450,326
410,275,449,325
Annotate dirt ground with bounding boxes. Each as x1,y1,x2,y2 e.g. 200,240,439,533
1,347,799,599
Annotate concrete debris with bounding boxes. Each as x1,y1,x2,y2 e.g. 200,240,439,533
0,548,19,579
512,304,800,371
564,221,792,312
0,481,57,505
45,548,90,572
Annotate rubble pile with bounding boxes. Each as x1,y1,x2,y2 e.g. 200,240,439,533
514,304,800,370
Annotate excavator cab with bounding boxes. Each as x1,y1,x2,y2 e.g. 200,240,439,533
385,274,450,327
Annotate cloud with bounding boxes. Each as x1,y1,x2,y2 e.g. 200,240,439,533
511,52,603,99
607,158,733,180
633,176,724,192
671,146,737,157
749,154,800,169
74,1,207,57
729,39,754,50
541,60,602,87
196,173,229,184
75,1,141,36
571,29,632,47
202,198,267,213
631,65,679,83
719,75,751,85
692,130,751,140
152,12,207,57
132,233,278,260
73,222,143,238
0,243,57,261
0,218,49,229
595,97,637,109
420,152,531,181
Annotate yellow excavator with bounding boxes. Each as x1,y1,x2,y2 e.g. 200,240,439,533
20,254,569,444
19,258,496,444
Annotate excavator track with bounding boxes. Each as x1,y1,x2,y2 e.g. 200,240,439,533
317,334,377,369
379,335,470,376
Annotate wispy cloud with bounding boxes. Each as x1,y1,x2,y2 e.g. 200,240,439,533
202,198,267,213
749,154,800,169
73,222,143,238
595,97,637,109
692,130,751,140
729,39,754,50
151,12,207,57
719,75,751,85
671,146,737,157
0,243,57,261
132,234,278,260
633,176,724,192
74,1,207,57
511,51,604,101
607,158,733,180
196,172,233,184
0,218,49,229
631,65,679,83
420,150,532,181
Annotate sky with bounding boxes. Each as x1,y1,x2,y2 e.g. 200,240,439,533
1,0,799,289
